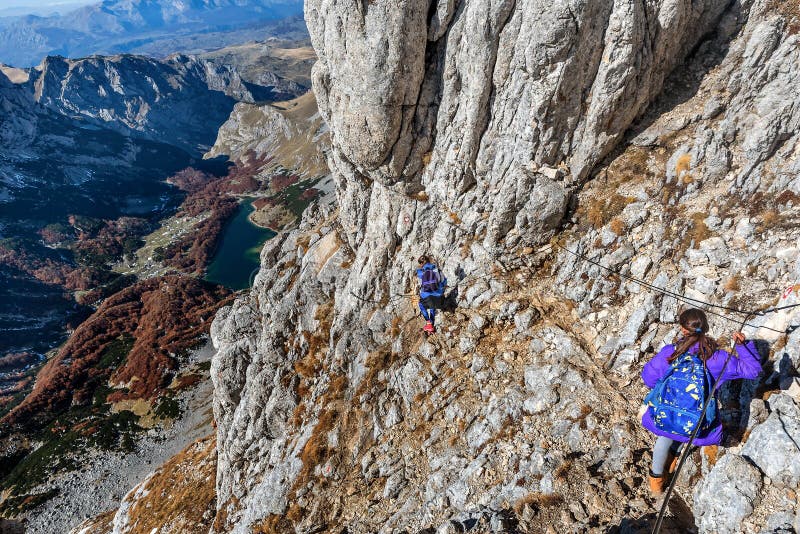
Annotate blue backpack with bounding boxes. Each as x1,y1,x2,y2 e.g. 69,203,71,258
420,265,441,293
644,352,717,437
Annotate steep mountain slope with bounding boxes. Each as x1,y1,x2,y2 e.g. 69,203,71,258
205,0,800,532
0,47,305,369
207,91,327,178
0,69,37,148
2,275,232,429
0,69,199,373
29,53,303,152
82,434,219,534
0,0,304,67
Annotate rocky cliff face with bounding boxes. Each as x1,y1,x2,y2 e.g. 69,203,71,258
210,0,800,532
29,54,303,153
0,69,37,149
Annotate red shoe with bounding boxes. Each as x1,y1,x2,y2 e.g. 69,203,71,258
423,321,435,334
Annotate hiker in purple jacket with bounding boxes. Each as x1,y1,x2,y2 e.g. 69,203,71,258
641,308,762,495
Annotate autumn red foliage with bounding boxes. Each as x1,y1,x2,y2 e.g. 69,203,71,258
299,188,319,200
270,172,301,192
167,168,216,193
71,217,150,264
162,194,238,274
1,276,232,429
251,197,277,209
2,215,150,294
174,374,202,390
160,155,270,274
39,224,74,245
0,353,35,373
0,242,102,291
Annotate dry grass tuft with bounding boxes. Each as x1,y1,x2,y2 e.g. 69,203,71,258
760,209,780,230
298,409,337,482
296,234,312,253
289,402,306,428
213,496,238,533
553,460,573,481
286,502,305,523
682,212,711,251
583,194,636,229
777,190,800,205
356,350,397,396
609,218,626,235
513,492,564,516
291,372,349,499
252,514,293,533
303,302,334,360
389,316,402,337
723,276,740,292
675,153,691,176
703,445,719,468
294,351,320,378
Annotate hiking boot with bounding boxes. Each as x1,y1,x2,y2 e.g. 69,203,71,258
648,472,666,496
668,453,679,475
423,321,435,334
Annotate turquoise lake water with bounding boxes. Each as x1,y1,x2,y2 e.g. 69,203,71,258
204,199,276,290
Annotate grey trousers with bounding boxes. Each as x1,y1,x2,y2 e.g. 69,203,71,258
651,436,683,476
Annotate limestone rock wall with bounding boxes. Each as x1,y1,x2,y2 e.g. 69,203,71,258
211,0,800,532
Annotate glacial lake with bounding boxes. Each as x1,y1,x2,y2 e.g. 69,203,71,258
204,199,275,290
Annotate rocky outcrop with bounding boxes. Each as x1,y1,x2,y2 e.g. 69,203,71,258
208,0,800,532
307,0,728,246
694,392,800,534
199,42,317,89
0,69,36,149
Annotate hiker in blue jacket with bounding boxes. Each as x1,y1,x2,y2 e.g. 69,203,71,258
416,255,447,334
641,307,761,495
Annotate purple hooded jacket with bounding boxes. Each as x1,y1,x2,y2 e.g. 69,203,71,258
641,340,761,445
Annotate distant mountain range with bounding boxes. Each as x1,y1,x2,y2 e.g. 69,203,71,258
0,2,97,18
0,0,306,67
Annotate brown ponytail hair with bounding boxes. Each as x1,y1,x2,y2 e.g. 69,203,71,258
670,308,718,362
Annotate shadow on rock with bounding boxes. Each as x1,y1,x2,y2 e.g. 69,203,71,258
606,493,697,534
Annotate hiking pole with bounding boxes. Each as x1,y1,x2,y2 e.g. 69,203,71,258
651,312,754,534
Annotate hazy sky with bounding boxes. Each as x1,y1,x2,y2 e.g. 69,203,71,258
0,0,94,6
0,0,96,16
